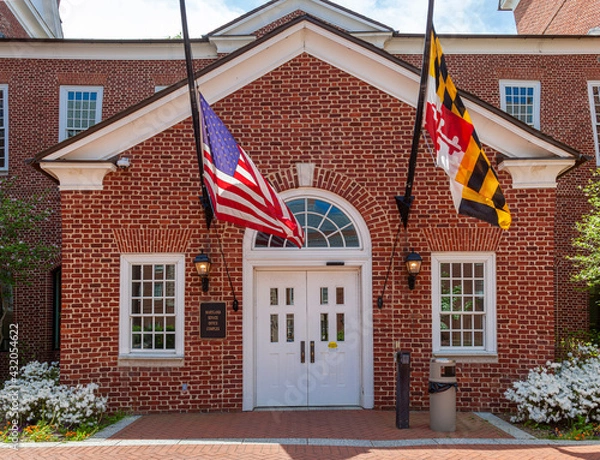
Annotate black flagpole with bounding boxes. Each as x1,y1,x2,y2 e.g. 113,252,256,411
179,0,213,229
396,0,435,228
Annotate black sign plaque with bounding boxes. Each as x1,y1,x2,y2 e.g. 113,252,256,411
200,302,226,339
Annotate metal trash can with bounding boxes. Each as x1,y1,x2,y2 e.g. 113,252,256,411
429,358,457,432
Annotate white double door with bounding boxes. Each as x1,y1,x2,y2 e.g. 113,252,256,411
256,270,360,407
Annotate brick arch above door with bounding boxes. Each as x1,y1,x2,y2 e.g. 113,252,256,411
265,164,393,246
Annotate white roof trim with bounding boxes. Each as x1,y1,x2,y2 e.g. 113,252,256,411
211,0,392,37
1,36,597,61
385,35,600,56
40,19,577,169
0,41,217,60
498,0,521,11
5,0,62,38
463,98,573,159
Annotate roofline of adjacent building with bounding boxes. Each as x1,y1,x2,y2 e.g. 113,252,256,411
30,14,584,167
206,0,394,36
1,32,598,61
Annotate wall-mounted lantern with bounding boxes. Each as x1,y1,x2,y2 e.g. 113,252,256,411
405,251,422,290
194,252,211,292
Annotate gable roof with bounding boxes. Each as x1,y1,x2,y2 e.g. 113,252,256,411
209,0,393,36
32,14,583,190
206,0,395,53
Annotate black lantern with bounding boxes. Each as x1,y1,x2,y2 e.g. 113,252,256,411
405,251,422,290
194,252,211,292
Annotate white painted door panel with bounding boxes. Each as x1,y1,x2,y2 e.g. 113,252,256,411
256,270,360,407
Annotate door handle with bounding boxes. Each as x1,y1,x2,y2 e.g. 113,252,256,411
310,341,315,363
301,341,305,363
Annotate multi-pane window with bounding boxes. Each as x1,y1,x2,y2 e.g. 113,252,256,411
255,198,360,248
499,80,540,129
119,254,184,357
59,86,103,141
588,82,600,166
0,85,7,172
431,253,496,355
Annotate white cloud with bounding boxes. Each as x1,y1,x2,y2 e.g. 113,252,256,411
58,0,516,39
59,0,244,39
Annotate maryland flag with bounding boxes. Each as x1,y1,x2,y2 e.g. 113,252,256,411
424,28,511,230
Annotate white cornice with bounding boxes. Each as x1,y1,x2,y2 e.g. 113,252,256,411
498,159,575,189
498,0,521,11
209,36,256,54
352,31,393,49
385,34,600,55
1,34,597,61
39,162,116,190
0,40,217,60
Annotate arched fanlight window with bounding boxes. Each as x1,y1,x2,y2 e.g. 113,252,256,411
255,198,360,249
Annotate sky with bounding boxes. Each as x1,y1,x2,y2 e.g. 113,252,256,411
58,0,517,40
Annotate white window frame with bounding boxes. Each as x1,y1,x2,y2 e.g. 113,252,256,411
58,85,103,141
0,84,8,173
431,252,497,359
499,80,541,129
588,81,600,166
119,254,185,361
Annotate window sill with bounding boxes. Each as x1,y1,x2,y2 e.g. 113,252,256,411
432,351,498,364
118,354,184,367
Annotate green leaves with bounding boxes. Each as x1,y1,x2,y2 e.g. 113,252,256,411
0,177,58,286
571,170,600,290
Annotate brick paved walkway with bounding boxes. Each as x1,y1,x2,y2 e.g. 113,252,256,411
5,443,600,460
109,410,511,440
2,410,600,460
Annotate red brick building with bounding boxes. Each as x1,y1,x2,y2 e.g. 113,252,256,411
500,0,600,35
499,0,600,340
2,0,599,413
0,0,63,375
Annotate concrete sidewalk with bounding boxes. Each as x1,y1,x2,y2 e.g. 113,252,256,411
3,410,600,459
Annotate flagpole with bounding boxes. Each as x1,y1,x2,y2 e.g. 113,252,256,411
396,0,435,228
179,0,213,228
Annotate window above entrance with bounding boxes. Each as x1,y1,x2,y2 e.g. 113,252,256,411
254,198,360,249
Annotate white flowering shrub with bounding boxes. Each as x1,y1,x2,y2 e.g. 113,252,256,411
0,361,108,428
505,345,600,424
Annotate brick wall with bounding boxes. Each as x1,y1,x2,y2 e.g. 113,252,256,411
56,53,561,413
514,0,600,34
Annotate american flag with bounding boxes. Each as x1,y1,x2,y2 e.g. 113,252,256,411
199,94,305,247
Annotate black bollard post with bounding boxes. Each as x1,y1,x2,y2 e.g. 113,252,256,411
396,350,410,429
